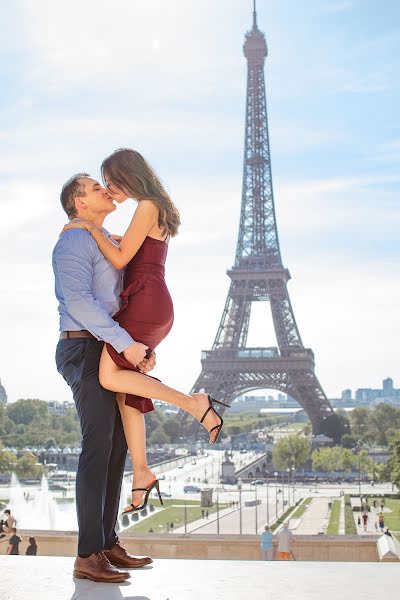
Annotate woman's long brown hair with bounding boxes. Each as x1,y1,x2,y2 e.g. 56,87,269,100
101,148,180,237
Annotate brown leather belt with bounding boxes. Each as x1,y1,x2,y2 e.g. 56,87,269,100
59,330,97,340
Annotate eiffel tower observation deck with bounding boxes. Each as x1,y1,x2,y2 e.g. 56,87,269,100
189,2,342,437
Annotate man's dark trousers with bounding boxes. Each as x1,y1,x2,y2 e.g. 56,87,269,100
56,338,127,555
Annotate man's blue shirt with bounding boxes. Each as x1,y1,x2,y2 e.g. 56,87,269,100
52,227,133,354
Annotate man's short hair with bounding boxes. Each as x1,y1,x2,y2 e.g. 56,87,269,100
11,527,16,533
60,173,90,219
4,510,10,515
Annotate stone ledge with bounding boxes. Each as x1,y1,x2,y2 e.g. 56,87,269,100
8,531,381,561
1,556,400,600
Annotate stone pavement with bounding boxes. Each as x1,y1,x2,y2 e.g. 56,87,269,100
350,498,388,536
1,556,400,600
294,497,331,535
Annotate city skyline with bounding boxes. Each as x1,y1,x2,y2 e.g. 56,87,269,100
0,1,399,403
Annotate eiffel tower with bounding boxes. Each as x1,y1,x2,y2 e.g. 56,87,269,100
187,2,342,437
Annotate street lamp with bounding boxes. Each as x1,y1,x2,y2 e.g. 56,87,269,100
265,470,270,525
356,442,363,498
291,465,295,503
255,482,258,534
274,471,278,519
216,490,220,534
286,468,291,506
238,478,243,535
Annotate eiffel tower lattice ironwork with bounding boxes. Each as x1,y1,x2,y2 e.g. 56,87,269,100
187,3,340,436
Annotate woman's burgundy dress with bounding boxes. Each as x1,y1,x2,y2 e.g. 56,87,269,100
106,236,174,413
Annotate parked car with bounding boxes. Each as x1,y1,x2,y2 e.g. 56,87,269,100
178,464,184,469
250,479,264,485
158,474,166,480
184,485,201,493
159,491,172,498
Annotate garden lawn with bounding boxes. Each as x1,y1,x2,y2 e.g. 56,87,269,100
326,499,341,535
290,497,312,519
128,499,229,533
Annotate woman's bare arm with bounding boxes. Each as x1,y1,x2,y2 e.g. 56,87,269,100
63,200,159,270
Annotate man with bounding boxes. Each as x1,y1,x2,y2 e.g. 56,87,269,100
277,522,294,560
6,528,22,555
0,509,16,537
53,174,154,583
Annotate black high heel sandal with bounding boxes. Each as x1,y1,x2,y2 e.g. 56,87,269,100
122,478,163,515
200,394,231,445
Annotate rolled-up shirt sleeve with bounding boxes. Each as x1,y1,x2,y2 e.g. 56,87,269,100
53,230,133,354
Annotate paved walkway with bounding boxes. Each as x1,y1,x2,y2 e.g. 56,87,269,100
295,497,331,535
350,498,389,536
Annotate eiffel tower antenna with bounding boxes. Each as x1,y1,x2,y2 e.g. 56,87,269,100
184,6,343,440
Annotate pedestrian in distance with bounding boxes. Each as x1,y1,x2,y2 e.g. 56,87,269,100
362,512,368,532
260,525,273,561
357,515,361,527
26,537,38,556
0,509,16,537
384,528,392,537
6,528,22,555
378,513,385,532
277,522,294,560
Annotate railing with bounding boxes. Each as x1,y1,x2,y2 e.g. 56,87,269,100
202,348,279,360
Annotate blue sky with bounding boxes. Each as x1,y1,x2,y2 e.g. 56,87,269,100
0,0,399,403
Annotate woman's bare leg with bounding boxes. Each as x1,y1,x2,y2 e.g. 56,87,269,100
100,348,220,440
116,393,157,512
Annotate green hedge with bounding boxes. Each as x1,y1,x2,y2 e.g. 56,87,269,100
344,494,357,535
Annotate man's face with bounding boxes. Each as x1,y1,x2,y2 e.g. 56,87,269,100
76,177,116,216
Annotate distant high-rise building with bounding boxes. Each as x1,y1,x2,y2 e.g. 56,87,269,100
355,377,399,404
0,379,7,404
383,377,394,393
341,389,352,401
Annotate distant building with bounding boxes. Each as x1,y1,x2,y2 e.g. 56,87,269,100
341,389,352,401
0,379,7,404
47,400,74,416
355,378,400,404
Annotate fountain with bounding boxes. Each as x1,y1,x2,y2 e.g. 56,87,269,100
3,472,140,532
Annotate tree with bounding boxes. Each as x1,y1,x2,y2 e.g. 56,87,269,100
341,449,356,472
15,452,44,479
341,434,359,449
163,418,181,442
6,399,49,426
148,427,170,446
0,446,17,474
349,407,370,437
389,437,400,489
320,413,350,443
311,447,356,473
272,435,310,470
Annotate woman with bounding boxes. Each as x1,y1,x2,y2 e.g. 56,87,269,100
260,525,273,560
63,149,229,514
26,537,38,556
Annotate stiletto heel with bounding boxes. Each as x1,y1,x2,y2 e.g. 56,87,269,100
155,480,164,505
200,394,231,445
122,478,162,515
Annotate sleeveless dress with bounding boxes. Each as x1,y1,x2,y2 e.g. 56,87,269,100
106,236,174,413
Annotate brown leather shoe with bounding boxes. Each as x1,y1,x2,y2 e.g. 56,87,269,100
103,540,153,569
73,552,131,583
